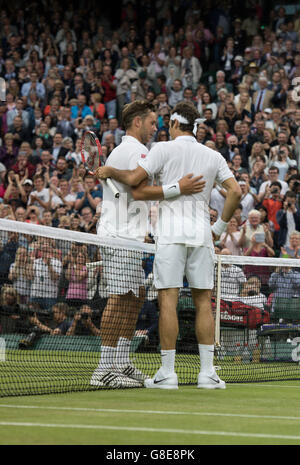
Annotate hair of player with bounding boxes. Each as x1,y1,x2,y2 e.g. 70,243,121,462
121,100,156,130
170,101,200,135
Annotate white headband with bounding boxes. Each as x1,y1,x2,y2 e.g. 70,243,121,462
193,118,202,136
170,113,189,124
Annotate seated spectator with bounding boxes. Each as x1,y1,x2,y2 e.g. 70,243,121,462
56,106,76,140
0,133,19,170
80,206,98,234
269,267,300,305
268,144,297,181
33,121,53,150
239,275,267,310
67,304,101,336
281,231,300,259
218,248,247,299
41,209,54,227
30,302,73,336
219,217,242,255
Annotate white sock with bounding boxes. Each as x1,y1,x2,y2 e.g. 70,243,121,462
98,346,116,371
161,349,176,374
115,337,131,367
198,344,215,374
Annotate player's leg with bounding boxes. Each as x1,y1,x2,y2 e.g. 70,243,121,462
145,244,185,389
115,287,148,382
90,294,141,387
187,246,226,390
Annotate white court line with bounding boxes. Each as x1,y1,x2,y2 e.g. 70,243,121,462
0,421,299,441
0,404,300,422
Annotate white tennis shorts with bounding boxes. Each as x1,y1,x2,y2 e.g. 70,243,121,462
153,243,215,289
100,247,145,297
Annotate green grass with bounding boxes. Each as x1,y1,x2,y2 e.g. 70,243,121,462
1,382,300,445
1,349,300,445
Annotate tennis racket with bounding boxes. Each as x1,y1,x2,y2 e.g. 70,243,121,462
80,130,120,198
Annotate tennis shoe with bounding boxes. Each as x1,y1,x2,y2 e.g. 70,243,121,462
116,363,148,383
144,367,178,390
90,369,142,388
197,370,226,389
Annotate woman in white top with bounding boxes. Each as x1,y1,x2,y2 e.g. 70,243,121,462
219,217,242,255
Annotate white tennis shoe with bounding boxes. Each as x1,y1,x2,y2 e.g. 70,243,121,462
197,371,226,389
144,367,178,390
90,370,142,388
116,363,148,384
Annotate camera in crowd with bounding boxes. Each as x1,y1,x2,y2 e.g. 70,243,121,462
18,326,42,349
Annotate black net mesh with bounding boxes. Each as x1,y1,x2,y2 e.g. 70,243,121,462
1,220,300,397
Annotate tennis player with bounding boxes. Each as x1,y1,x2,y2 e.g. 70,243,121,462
91,100,206,388
96,101,242,390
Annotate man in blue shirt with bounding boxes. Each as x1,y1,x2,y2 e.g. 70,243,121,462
74,174,102,214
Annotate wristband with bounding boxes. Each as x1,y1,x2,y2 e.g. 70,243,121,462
162,182,181,199
211,218,228,236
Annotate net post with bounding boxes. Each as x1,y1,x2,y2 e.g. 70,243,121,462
215,254,222,351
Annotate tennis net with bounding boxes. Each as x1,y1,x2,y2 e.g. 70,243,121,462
0,219,300,397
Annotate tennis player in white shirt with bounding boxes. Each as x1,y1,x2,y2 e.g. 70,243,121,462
92,100,206,389
97,101,242,390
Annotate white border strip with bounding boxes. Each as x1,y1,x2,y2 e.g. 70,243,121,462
0,420,299,440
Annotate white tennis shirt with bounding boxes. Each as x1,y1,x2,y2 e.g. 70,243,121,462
97,135,150,241
139,135,234,247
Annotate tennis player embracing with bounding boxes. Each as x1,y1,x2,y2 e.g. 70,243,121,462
97,101,241,390
92,100,205,388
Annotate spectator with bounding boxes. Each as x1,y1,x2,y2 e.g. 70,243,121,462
29,241,62,311
269,267,300,304
21,71,46,102
27,173,50,216
238,209,273,251
219,217,242,255
262,181,283,245
276,191,300,249
101,116,125,147
65,247,88,309
218,248,247,299
7,97,30,130
101,65,117,119
74,174,102,214
31,302,73,335
8,246,33,304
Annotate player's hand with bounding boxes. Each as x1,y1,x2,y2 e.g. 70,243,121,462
95,166,112,180
179,174,206,195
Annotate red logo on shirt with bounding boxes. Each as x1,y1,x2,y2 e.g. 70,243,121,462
141,154,147,158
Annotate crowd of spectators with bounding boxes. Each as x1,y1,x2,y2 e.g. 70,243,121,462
0,0,300,340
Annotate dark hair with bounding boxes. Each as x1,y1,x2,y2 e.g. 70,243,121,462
122,100,156,130
285,190,297,199
170,101,200,135
270,181,281,189
269,165,279,173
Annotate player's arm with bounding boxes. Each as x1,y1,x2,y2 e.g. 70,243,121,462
131,174,206,201
96,166,206,199
212,177,242,239
95,165,147,187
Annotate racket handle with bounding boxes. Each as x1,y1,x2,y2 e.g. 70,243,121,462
107,177,120,198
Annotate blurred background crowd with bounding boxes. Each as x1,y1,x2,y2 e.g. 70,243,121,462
0,0,299,262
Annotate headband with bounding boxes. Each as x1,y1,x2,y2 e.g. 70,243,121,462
171,113,202,137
